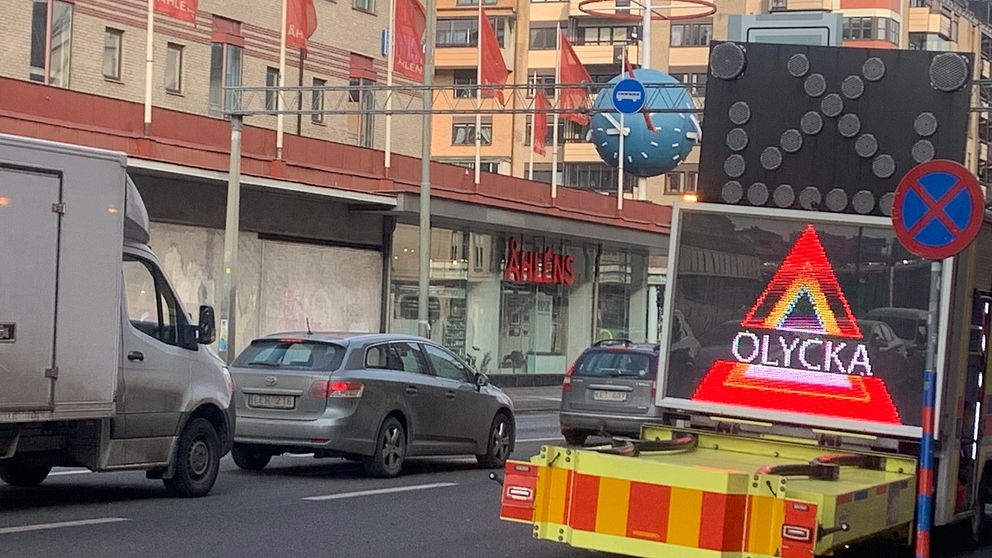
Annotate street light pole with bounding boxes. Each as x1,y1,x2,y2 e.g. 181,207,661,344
221,115,243,362
418,0,437,339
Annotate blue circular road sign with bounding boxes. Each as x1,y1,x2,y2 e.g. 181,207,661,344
892,160,984,260
611,79,646,114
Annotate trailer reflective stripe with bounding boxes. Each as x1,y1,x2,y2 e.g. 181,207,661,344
745,495,785,555
570,473,600,532
596,477,631,536
625,482,671,542
668,487,704,547
535,466,571,524
699,493,748,551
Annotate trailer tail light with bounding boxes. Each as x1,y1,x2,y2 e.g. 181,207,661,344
500,461,540,523
308,380,364,399
781,500,818,558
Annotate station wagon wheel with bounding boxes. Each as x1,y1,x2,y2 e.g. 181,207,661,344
363,416,406,478
477,412,513,469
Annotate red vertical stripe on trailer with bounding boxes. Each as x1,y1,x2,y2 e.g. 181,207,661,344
626,482,671,542
570,473,601,532
697,492,748,551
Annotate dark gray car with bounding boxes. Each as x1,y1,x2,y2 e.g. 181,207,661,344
230,333,514,478
559,340,661,445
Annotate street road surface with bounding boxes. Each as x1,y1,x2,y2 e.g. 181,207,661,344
0,411,987,558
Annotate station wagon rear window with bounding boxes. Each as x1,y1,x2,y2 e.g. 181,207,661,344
234,340,346,371
575,351,655,379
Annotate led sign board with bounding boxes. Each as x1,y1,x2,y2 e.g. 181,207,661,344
662,206,941,434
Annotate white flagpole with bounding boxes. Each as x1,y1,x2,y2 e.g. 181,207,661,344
637,0,651,200
144,0,154,134
276,0,288,159
385,0,396,169
474,0,483,186
617,42,626,210
551,23,561,199
529,70,536,181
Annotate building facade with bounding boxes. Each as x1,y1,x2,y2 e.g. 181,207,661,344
429,0,992,202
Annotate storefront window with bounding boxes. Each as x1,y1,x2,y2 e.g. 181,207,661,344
389,224,648,375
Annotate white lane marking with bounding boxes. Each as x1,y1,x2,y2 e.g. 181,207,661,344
0,517,129,535
287,454,315,458
302,482,457,502
49,469,91,477
517,437,564,443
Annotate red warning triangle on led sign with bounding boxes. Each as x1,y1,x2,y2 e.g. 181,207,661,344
740,224,862,338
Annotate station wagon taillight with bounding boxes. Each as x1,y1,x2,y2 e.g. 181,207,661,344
308,380,364,399
562,362,576,394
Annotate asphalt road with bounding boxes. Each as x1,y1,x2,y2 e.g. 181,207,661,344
0,410,988,558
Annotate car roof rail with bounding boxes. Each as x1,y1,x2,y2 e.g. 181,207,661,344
593,339,633,347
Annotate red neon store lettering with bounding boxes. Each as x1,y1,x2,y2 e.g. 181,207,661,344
504,238,575,286
731,332,872,376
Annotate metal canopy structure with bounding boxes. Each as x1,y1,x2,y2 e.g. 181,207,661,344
223,82,702,116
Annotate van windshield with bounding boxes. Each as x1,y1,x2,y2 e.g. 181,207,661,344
575,351,656,379
233,340,346,371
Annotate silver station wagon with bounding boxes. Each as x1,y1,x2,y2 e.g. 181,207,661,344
230,333,515,478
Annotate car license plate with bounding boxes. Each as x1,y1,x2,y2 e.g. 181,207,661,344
248,394,296,409
593,390,627,402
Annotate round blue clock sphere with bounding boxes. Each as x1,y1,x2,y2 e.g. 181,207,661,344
589,68,700,177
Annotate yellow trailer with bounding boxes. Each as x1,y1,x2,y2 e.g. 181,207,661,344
498,203,992,556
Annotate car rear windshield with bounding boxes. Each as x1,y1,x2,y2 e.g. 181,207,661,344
233,340,346,371
574,351,656,379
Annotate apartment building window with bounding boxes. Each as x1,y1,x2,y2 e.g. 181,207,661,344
452,121,493,145
437,17,506,47
670,23,711,47
665,170,699,193
312,78,326,123
453,70,477,98
165,43,183,93
450,160,501,173
843,17,899,44
266,67,280,110
524,117,565,146
670,71,707,96
103,28,123,81
530,27,557,50
565,163,637,192
910,0,929,6
527,73,555,97
908,32,927,50
349,76,376,147
30,0,73,87
531,164,563,184
457,0,496,4
354,0,375,13
576,25,633,46
208,17,244,116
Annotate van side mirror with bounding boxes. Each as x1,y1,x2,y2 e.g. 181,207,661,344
197,305,216,345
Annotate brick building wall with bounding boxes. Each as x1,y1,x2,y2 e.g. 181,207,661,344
2,0,423,157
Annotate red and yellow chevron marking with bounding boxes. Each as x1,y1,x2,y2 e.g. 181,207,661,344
503,462,812,557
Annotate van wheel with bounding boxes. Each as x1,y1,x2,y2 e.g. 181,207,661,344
362,417,405,478
164,418,220,498
0,464,52,487
477,412,514,469
232,444,272,471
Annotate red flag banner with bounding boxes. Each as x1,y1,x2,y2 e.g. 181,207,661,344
558,33,591,126
154,0,197,23
393,0,426,82
287,0,318,50
479,9,510,105
533,90,550,156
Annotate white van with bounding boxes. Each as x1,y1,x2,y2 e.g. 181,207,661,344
0,134,235,497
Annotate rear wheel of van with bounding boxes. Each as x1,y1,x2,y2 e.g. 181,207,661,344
164,418,220,498
232,444,272,471
0,464,52,487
